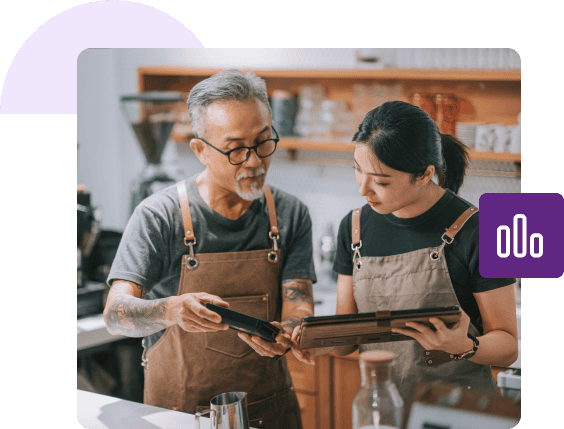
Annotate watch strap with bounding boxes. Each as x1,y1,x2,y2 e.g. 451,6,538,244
423,333,479,366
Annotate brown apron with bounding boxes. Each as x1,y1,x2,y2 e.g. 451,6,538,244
142,181,302,429
351,206,499,405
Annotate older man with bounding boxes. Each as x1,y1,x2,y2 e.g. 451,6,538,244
104,69,316,428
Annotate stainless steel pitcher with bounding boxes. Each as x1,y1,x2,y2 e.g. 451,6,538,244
195,391,249,429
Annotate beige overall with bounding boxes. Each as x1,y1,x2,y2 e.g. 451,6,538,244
142,181,302,429
351,206,498,404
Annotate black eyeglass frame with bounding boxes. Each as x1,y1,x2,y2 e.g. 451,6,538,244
196,126,280,166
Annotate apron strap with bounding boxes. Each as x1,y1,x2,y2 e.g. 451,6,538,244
263,185,279,237
442,206,479,244
177,181,280,241
177,181,196,243
351,208,361,247
351,208,362,270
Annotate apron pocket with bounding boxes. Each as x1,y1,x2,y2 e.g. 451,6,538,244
205,294,270,359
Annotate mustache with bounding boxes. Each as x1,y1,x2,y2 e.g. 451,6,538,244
236,167,266,181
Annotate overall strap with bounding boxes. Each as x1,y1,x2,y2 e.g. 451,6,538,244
263,185,279,237
177,181,195,243
351,208,362,270
442,206,478,244
263,185,280,264
352,208,361,247
177,181,280,243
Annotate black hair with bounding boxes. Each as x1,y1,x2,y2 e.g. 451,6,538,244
353,100,470,194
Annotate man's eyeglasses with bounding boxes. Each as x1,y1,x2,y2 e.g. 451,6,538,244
197,126,279,166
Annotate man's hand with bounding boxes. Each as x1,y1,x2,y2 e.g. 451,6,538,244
167,292,230,333
237,321,293,358
105,281,231,337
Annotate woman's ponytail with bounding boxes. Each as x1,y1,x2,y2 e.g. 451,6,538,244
437,133,470,194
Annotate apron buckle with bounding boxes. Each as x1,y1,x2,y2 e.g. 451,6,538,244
268,251,278,263
431,240,448,260
141,338,149,369
268,232,279,263
352,241,362,270
441,232,454,245
184,238,199,270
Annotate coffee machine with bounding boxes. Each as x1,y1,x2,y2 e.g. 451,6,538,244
120,91,185,213
77,186,108,317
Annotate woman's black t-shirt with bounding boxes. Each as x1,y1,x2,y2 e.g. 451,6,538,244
332,190,516,335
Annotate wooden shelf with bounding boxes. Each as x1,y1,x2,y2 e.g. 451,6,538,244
148,66,520,176
143,66,520,126
468,151,521,163
139,66,520,83
172,132,521,164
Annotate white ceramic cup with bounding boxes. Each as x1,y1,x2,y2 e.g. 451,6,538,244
475,125,494,151
509,125,521,154
493,125,511,152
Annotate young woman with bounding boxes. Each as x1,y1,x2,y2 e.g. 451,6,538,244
293,101,518,402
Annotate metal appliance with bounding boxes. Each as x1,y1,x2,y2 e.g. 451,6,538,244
120,91,185,213
77,186,105,317
196,392,250,429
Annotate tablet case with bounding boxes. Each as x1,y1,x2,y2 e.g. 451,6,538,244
298,306,461,349
205,303,280,342
205,303,288,361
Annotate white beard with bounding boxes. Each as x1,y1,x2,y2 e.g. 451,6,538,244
236,167,266,201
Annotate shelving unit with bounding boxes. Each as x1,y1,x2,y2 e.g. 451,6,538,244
139,66,521,172
171,133,521,164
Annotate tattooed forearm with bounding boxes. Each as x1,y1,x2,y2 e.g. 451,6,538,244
282,279,313,306
281,316,303,331
105,294,170,337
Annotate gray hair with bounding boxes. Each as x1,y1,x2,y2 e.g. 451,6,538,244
187,69,271,138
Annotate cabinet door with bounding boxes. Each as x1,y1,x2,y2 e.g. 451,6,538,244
286,353,317,394
332,356,361,429
295,391,317,429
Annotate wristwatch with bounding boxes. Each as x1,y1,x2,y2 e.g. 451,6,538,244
451,333,479,360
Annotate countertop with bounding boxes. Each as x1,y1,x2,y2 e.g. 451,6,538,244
77,313,124,351
78,389,216,429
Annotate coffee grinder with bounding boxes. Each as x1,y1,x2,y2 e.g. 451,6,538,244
120,91,185,213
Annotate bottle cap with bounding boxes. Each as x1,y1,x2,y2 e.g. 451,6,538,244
359,350,395,364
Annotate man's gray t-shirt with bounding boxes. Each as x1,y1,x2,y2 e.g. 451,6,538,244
108,174,317,350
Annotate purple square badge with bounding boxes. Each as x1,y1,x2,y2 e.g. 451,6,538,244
479,193,564,278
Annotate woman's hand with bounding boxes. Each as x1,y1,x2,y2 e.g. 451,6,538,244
288,324,336,365
391,309,474,355
289,324,315,365
237,321,293,359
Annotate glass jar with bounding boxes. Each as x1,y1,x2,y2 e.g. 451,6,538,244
294,84,325,137
352,350,404,429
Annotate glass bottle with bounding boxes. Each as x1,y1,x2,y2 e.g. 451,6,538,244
352,350,404,429
319,222,338,283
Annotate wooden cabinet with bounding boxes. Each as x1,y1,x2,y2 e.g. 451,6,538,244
286,351,512,429
285,352,331,429
286,351,361,429
136,66,521,167
330,352,362,429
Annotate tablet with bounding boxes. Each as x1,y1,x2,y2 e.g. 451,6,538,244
205,303,289,362
205,303,280,343
298,305,461,349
